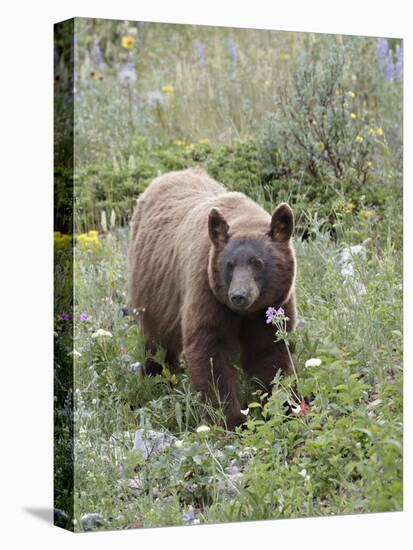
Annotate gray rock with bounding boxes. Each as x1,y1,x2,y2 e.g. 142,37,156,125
133,429,177,460
226,460,241,476
338,241,369,303
128,476,145,496
296,318,306,329
208,470,245,500
54,508,70,528
183,505,200,525
129,361,142,374
81,512,103,532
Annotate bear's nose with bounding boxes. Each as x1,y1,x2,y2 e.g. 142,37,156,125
230,290,247,307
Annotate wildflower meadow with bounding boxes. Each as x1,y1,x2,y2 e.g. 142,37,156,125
54,19,403,531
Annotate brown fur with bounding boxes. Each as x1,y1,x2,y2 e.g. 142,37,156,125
128,168,297,428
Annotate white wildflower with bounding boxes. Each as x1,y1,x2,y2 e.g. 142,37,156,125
240,408,250,416
299,468,310,481
91,328,112,339
305,358,322,368
174,440,184,448
196,425,211,433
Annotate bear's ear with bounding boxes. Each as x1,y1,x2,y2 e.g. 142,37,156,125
269,203,294,242
208,208,229,246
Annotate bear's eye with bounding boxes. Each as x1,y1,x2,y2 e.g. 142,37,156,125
226,260,235,272
250,257,264,270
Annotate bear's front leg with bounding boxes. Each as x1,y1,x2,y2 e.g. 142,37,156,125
182,302,243,429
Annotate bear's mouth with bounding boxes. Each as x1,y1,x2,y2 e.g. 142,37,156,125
229,301,251,312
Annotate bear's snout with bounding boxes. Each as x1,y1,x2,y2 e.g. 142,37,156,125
229,288,248,307
228,273,260,311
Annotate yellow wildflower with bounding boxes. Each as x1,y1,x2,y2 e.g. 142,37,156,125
54,232,71,250
343,101,348,108
376,127,383,136
162,85,175,94
367,160,373,167
312,119,317,126
198,138,210,145
77,230,102,252
350,112,357,120
346,201,356,212
368,128,376,136
355,135,364,143
359,209,373,219
347,91,356,98
317,142,325,150
185,144,194,152
175,139,185,146
121,35,135,49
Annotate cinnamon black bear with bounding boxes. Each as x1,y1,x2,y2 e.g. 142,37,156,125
128,168,297,428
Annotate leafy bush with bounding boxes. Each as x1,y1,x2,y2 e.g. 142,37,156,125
260,42,382,187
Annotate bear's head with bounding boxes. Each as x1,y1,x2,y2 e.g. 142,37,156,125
208,203,296,313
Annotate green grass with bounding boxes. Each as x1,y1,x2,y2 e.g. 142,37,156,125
58,201,402,530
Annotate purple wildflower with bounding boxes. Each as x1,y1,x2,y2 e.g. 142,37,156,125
376,37,390,70
228,39,238,63
266,307,276,323
183,506,199,525
194,41,207,71
376,37,403,82
384,62,395,81
60,311,70,321
147,90,165,107
91,44,103,66
394,44,403,80
79,311,89,322
265,306,285,324
118,58,137,86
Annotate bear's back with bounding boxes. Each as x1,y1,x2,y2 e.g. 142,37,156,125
139,168,225,212
128,169,228,348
